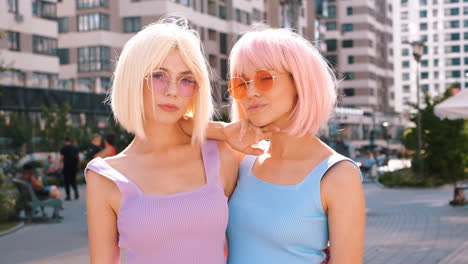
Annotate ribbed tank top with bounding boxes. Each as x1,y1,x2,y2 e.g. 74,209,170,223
227,152,361,264
85,140,228,264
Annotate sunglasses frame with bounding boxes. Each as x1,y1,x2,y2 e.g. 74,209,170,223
144,70,199,98
228,69,291,99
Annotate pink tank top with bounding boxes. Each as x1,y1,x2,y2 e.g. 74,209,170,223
85,140,228,264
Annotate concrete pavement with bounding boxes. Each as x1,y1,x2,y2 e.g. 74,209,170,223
0,184,467,263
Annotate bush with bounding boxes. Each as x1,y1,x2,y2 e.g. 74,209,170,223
0,167,20,222
379,168,446,188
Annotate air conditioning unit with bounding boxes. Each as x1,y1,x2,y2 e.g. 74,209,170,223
14,13,24,23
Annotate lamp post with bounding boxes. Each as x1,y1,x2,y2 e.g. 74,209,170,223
410,40,425,178
382,121,390,151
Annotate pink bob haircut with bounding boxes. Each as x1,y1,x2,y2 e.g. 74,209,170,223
229,28,338,137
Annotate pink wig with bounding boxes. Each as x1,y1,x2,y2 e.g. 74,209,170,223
229,28,337,136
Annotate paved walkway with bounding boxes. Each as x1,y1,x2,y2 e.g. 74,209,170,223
0,184,467,263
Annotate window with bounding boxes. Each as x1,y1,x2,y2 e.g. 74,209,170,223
325,55,337,67
434,71,439,79
218,5,226,19
32,0,57,19
8,0,18,13
450,33,460,40
402,73,410,80
464,20,468,27
220,58,228,81
348,56,354,64
326,39,337,52
100,77,111,91
182,0,190,6
450,58,461,65
77,13,110,32
402,48,409,56
219,32,227,54
208,29,216,41
401,11,408,19
124,17,141,33
421,84,429,91
447,70,461,77
7,32,20,51
208,0,216,16
76,0,109,9
446,7,459,15
347,7,353,15
402,60,410,68
57,49,69,64
420,0,427,5
344,72,354,80
447,45,461,52
403,85,410,93
420,23,428,30
421,72,429,79
420,10,427,17
33,35,57,56
78,46,111,72
434,59,439,66
58,17,69,33
342,39,354,48
344,88,355,96
465,57,468,64
342,24,353,33
235,9,241,22
77,78,95,91
30,72,51,88
465,45,468,52
328,6,336,18
252,8,261,21
326,22,336,31
421,60,428,67
465,32,468,40
209,54,217,68
421,35,428,42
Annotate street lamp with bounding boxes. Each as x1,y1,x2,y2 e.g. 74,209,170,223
410,40,425,178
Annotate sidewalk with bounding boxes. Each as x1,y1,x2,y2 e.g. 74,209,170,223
0,184,467,263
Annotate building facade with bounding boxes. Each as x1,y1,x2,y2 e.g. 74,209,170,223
394,0,468,114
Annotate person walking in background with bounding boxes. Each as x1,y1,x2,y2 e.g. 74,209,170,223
86,134,102,162
95,134,117,158
59,136,80,201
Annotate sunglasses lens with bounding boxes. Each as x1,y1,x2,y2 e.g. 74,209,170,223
228,78,247,99
255,70,274,91
178,76,198,97
150,71,168,92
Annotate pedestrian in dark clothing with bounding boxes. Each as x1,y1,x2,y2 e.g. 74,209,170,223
86,133,102,162
59,136,80,201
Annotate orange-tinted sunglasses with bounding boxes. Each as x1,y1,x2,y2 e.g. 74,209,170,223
228,69,291,99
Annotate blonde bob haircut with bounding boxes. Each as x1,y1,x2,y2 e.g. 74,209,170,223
229,28,337,137
110,18,213,145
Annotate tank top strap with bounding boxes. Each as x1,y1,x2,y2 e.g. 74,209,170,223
312,152,363,182
84,157,142,198
238,155,257,180
201,139,221,187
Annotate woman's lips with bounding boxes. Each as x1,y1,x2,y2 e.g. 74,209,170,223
247,104,266,112
158,104,180,112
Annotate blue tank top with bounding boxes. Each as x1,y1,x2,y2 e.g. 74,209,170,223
227,152,361,264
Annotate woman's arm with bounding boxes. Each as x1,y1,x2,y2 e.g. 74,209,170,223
86,170,121,264
321,161,366,264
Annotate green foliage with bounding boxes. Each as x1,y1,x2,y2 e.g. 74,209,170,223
3,113,31,153
403,84,468,183
379,168,446,188
39,104,73,152
0,159,20,222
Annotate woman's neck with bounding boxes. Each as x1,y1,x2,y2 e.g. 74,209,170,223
129,120,191,154
267,132,327,160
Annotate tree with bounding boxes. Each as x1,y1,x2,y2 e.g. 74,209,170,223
39,104,73,152
404,85,468,183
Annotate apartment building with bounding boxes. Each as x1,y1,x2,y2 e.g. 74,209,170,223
394,0,468,113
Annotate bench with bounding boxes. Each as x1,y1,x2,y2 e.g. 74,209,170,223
450,185,468,206
11,178,63,222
